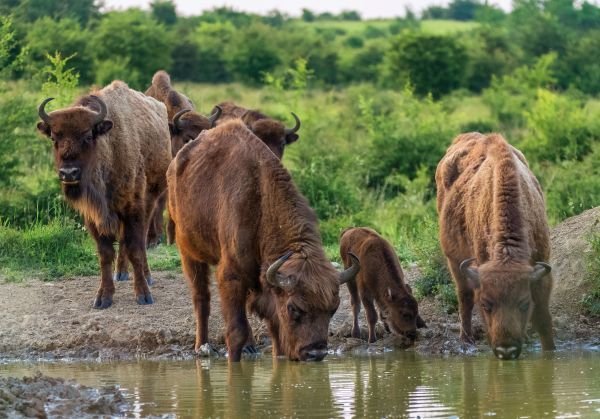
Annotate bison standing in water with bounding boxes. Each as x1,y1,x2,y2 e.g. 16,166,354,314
36,81,171,308
436,132,555,359
167,120,359,362
340,227,426,343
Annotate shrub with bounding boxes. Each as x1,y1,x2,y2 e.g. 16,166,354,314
190,21,235,83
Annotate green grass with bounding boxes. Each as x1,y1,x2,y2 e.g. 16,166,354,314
420,19,479,34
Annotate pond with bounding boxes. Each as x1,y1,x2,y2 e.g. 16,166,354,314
2,350,599,418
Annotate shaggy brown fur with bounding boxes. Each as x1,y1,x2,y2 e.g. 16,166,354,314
436,132,554,359
37,81,171,309
167,120,354,362
340,227,426,343
212,101,299,159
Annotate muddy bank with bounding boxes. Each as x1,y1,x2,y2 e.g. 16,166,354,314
0,372,129,418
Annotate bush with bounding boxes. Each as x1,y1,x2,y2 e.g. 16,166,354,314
382,31,467,98
189,21,235,83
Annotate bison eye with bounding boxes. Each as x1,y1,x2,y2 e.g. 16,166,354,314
519,301,530,313
287,304,303,321
481,300,493,313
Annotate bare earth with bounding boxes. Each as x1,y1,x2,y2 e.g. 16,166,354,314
1,208,599,362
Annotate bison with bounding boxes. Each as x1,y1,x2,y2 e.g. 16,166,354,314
212,101,300,159
167,120,359,362
340,227,426,343
436,132,555,359
36,81,171,308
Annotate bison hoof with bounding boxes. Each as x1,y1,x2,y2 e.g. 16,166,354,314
242,345,259,355
136,293,154,305
92,295,113,309
197,343,218,357
113,272,129,282
146,276,155,286
146,238,161,249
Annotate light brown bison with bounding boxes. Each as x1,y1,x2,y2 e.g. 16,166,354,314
436,132,554,359
37,81,171,308
167,120,359,362
212,101,300,159
340,227,426,343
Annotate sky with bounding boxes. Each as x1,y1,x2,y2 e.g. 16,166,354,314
101,0,514,19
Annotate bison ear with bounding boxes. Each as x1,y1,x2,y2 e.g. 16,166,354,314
285,132,299,145
37,121,51,138
531,262,551,282
416,314,427,329
93,120,113,137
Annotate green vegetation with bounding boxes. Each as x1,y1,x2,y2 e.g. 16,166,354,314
0,1,599,312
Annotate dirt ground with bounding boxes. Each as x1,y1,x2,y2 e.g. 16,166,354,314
0,208,599,363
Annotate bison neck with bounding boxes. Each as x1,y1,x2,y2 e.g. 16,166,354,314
489,152,530,264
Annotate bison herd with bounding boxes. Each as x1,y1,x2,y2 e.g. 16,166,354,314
36,72,554,362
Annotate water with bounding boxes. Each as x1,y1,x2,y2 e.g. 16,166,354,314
2,351,599,418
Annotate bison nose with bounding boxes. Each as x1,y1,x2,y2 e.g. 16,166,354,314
494,345,521,360
59,167,81,182
301,342,328,362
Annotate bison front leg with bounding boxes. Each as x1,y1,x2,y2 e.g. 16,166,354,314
346,279,362,339
216,264,250,362
448,259,475,344
180,252,211,352
122,214,154,305
166,213,176,245
530,276,555,351
113,238,130,282
147,193,166,248
361,296,378,343
87,223,116,309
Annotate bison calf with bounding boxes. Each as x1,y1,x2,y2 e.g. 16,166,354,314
340,227,426,343
36,81,171,308
436,132,555,359
167,120,359,362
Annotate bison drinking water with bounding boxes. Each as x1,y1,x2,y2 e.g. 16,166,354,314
36,81,171,308
436,132,555,359
167,120,359,362
340,227,426,343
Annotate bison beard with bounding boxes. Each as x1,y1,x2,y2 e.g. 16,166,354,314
167,120,359,362
36,81,172,309
436,132,555,359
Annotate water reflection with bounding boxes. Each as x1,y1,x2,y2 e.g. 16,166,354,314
0,351,598,417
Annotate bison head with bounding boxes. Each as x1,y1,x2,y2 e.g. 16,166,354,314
461,258,551,360
37,96,113,192
241,111,300,159
264,251,360,361
379,287,426,342
169,106,221,156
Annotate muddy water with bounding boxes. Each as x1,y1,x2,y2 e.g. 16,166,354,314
1,350,599,418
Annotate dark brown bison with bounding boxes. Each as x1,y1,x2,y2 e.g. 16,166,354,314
340,227,426,343
212,101,300,159
436,132,555,359
36,81,171,308
167,120,359,362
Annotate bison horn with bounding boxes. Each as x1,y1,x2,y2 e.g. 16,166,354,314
266,251,294,289
173,108,191,131
460,257,480,286
89,95,107,125
532,262,552,281
208,105,222,128
285,112,301,135
339,252,360,285
38,97,54,124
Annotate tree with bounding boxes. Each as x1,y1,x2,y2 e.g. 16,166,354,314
301,8,315,22
447,0,481,21
383,32,468,98
339,10,361,21
189,21,235,83
90,10,171,90
14,0,99,25
151,0,177,26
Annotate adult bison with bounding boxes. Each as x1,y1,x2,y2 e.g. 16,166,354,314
213,101,300,159
340,227,426,343
139,70,220,249
167,120,359,362
436,132,554,359
36,81,171,308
